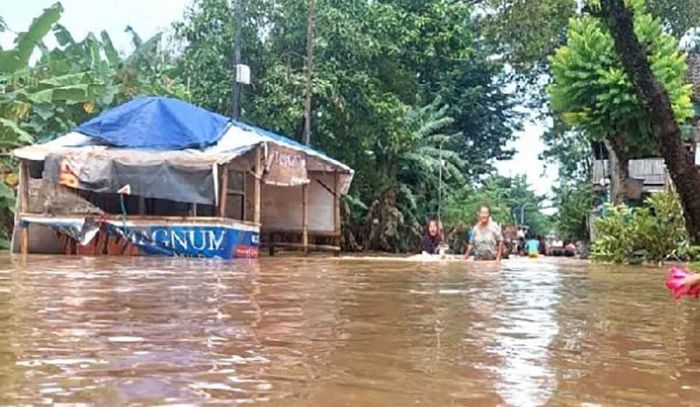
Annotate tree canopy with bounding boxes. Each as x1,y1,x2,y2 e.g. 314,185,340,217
173,0,528,251
549,2,693,150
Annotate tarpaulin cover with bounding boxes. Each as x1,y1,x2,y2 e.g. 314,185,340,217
76,96,229,150
14,99,355,205
43,151,216,204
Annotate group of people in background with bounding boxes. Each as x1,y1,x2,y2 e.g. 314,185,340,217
420,205,577,261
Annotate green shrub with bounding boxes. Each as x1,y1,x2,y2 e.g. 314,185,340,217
592,192,689,263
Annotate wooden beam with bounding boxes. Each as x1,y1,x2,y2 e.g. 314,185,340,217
333,172,341,256
218,163,229,218
254,146,262,225
19,213,259,227
19,161,29,256
264,242,340,252
302,183,308,255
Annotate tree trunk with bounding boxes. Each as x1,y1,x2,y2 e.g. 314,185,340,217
603,137,629,204
599,0,700,242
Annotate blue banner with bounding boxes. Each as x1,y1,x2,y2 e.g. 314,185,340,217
21,215,260,259
110,223,259,259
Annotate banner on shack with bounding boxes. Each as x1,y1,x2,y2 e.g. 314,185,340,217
265,144,309,187
20,216,260,259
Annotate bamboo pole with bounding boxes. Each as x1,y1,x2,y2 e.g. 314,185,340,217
254,147,262,225
19,161,29,256
302,0,315,254
333,172,340,256
231,0,244,120
302,183,308,255
219,164,229,218
302,0,316,146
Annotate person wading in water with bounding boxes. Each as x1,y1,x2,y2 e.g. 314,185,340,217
464,206,504,261
420,219,443,255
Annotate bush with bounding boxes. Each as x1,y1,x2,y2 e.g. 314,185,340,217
592,192,689,263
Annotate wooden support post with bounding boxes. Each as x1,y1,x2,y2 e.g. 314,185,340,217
138,196,146,215
267,232,276,256
333,172,341,256
19,161,29,256
254,147,262,225
219,164,229,218
302,183,309,255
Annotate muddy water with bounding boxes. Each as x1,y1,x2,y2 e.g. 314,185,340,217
0,256,699,406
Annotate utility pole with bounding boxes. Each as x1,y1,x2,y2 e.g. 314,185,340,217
438,140,445,225
302,0,316,145
520,203,532,226
231,0,244,120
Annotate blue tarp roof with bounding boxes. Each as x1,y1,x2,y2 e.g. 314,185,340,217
72,96,351,173
76,96,230,150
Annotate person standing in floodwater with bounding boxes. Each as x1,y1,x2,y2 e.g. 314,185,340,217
464,206,504,261
420,219,442,255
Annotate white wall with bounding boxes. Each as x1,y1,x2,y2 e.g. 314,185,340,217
259,172,336,232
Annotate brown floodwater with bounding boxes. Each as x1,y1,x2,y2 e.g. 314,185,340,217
0,255,699,406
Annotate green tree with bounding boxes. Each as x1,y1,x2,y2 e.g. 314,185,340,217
548,1,693,202
553,181,594,241
474,0,699,103
477,0,578,101
365,98,465,252
597,0,700,242
646,0,700,38
175,0,520,252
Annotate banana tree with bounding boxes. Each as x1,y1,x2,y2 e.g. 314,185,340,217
0,2,188,246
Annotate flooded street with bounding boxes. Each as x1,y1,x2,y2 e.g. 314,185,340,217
0,256,699,406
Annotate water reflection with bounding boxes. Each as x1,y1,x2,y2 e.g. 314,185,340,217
489,261,560,406
0,255,699,405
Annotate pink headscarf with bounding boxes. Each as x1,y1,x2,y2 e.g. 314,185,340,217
666,267,700,300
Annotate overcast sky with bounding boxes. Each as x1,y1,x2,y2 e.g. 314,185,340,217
1,0,559,199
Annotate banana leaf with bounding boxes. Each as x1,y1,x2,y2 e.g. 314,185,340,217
0,3,63,73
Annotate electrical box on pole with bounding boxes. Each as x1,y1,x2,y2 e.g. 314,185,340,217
236,64,251,85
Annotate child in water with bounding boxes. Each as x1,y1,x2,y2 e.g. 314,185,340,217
525,236,540,258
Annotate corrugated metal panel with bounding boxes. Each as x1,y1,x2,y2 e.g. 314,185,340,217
629,158,666,185
592,158,668,187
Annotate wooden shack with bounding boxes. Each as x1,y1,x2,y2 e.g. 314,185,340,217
11,97,353,258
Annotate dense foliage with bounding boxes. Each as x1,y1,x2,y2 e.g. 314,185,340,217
0,3,188,245
174,0,533,252
0,1,543,253
553,181,594,242
592,192,689,263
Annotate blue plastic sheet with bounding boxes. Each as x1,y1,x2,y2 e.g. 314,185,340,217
76,96,229,150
